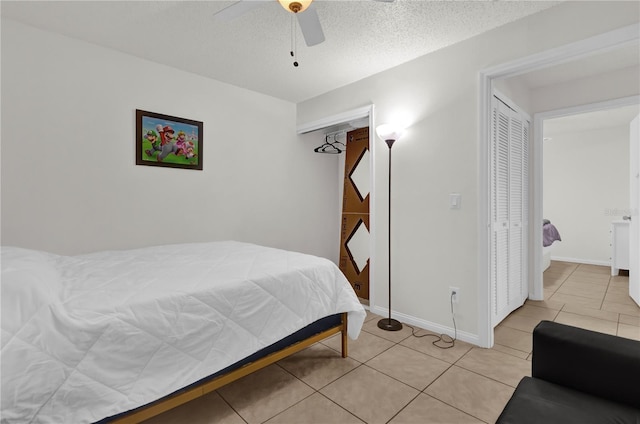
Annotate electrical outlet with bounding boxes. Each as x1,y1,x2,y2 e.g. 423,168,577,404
449,286,460,303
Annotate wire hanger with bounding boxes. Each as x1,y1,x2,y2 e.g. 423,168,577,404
314,134,343,154
333,132,346,148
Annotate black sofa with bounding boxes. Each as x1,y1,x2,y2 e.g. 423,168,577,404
497,320,640,424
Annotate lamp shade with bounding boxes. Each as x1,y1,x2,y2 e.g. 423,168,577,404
376,124,404,142
278,0,313,13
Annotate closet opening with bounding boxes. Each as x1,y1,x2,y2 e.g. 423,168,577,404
297,105,375,307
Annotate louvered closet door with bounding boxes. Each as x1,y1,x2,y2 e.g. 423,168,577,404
491,97,529,327
491,99,510,325
509,115,524,307
521,119,529,306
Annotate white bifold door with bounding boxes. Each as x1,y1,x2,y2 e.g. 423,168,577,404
490,95,530,327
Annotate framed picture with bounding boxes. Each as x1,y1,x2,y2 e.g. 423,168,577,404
136,109,203,170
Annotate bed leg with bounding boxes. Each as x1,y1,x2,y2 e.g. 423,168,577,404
341,312,348,358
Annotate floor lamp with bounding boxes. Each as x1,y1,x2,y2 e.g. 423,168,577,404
376,124,404,332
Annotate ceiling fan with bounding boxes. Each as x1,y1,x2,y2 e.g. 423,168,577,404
214,0,395,47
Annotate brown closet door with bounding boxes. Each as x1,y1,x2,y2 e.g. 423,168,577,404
339,127,370,300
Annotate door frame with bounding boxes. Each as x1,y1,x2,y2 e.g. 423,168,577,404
531,96,640,300
478,23,640,348
630,115,640,306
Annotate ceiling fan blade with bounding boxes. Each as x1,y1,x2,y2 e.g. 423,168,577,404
213,0,268,22
296,4,325,47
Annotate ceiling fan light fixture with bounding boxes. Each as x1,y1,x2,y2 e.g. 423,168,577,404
278,0,312,14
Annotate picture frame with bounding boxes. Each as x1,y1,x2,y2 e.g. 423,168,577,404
136,109,203,170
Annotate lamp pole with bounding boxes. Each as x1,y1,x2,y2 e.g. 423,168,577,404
378,137,403,331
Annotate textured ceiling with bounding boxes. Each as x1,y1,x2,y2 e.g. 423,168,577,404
2,0,559,103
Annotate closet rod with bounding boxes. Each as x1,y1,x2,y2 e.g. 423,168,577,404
324,129,347,138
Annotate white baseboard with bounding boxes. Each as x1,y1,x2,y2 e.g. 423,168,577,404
370,306,480,346
550,256,610,267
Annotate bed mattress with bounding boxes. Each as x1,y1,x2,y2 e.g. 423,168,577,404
1,241,366,423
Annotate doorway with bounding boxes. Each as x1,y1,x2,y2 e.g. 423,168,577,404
532,98,640,300
478,24,640,348
297,105,376,307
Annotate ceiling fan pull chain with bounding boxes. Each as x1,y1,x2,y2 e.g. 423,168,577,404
290,15,299,67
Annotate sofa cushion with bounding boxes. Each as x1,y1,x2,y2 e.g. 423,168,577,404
496,377,640,424
532,320,640,409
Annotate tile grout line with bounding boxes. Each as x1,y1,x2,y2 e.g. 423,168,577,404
553,270,609,312
606,274,623,337
556,263,576,308
216,389,250,424
415,359,490,424
366,335,423,424
271,354,368,423
493,342,531,358
383,390,422,424
600,271,613,312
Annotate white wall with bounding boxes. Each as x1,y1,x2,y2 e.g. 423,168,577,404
1,20,340,260
529,65,639,267
543,125,630,264
297,1,640,341
494,78,532,115
531,65,640,113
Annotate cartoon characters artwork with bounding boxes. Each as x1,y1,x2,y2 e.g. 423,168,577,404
144,130,160,157
175,131,197,159
136,110,202,170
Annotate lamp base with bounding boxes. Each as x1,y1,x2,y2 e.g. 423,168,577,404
377,318,403,331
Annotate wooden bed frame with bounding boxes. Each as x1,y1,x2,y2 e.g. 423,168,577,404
112,313,349,423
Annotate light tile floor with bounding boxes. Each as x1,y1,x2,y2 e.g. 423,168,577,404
145,262,639,424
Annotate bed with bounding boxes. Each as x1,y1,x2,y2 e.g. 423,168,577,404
1,241,366,423
543,219,562,271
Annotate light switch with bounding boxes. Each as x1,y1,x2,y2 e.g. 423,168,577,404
450,193,461,209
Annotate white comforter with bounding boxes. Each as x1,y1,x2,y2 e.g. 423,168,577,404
1,241,366,423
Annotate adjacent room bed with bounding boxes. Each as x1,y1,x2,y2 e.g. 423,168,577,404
1,241,366,423
543,219,562,271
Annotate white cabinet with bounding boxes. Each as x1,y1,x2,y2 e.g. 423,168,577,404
611,220,630,276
